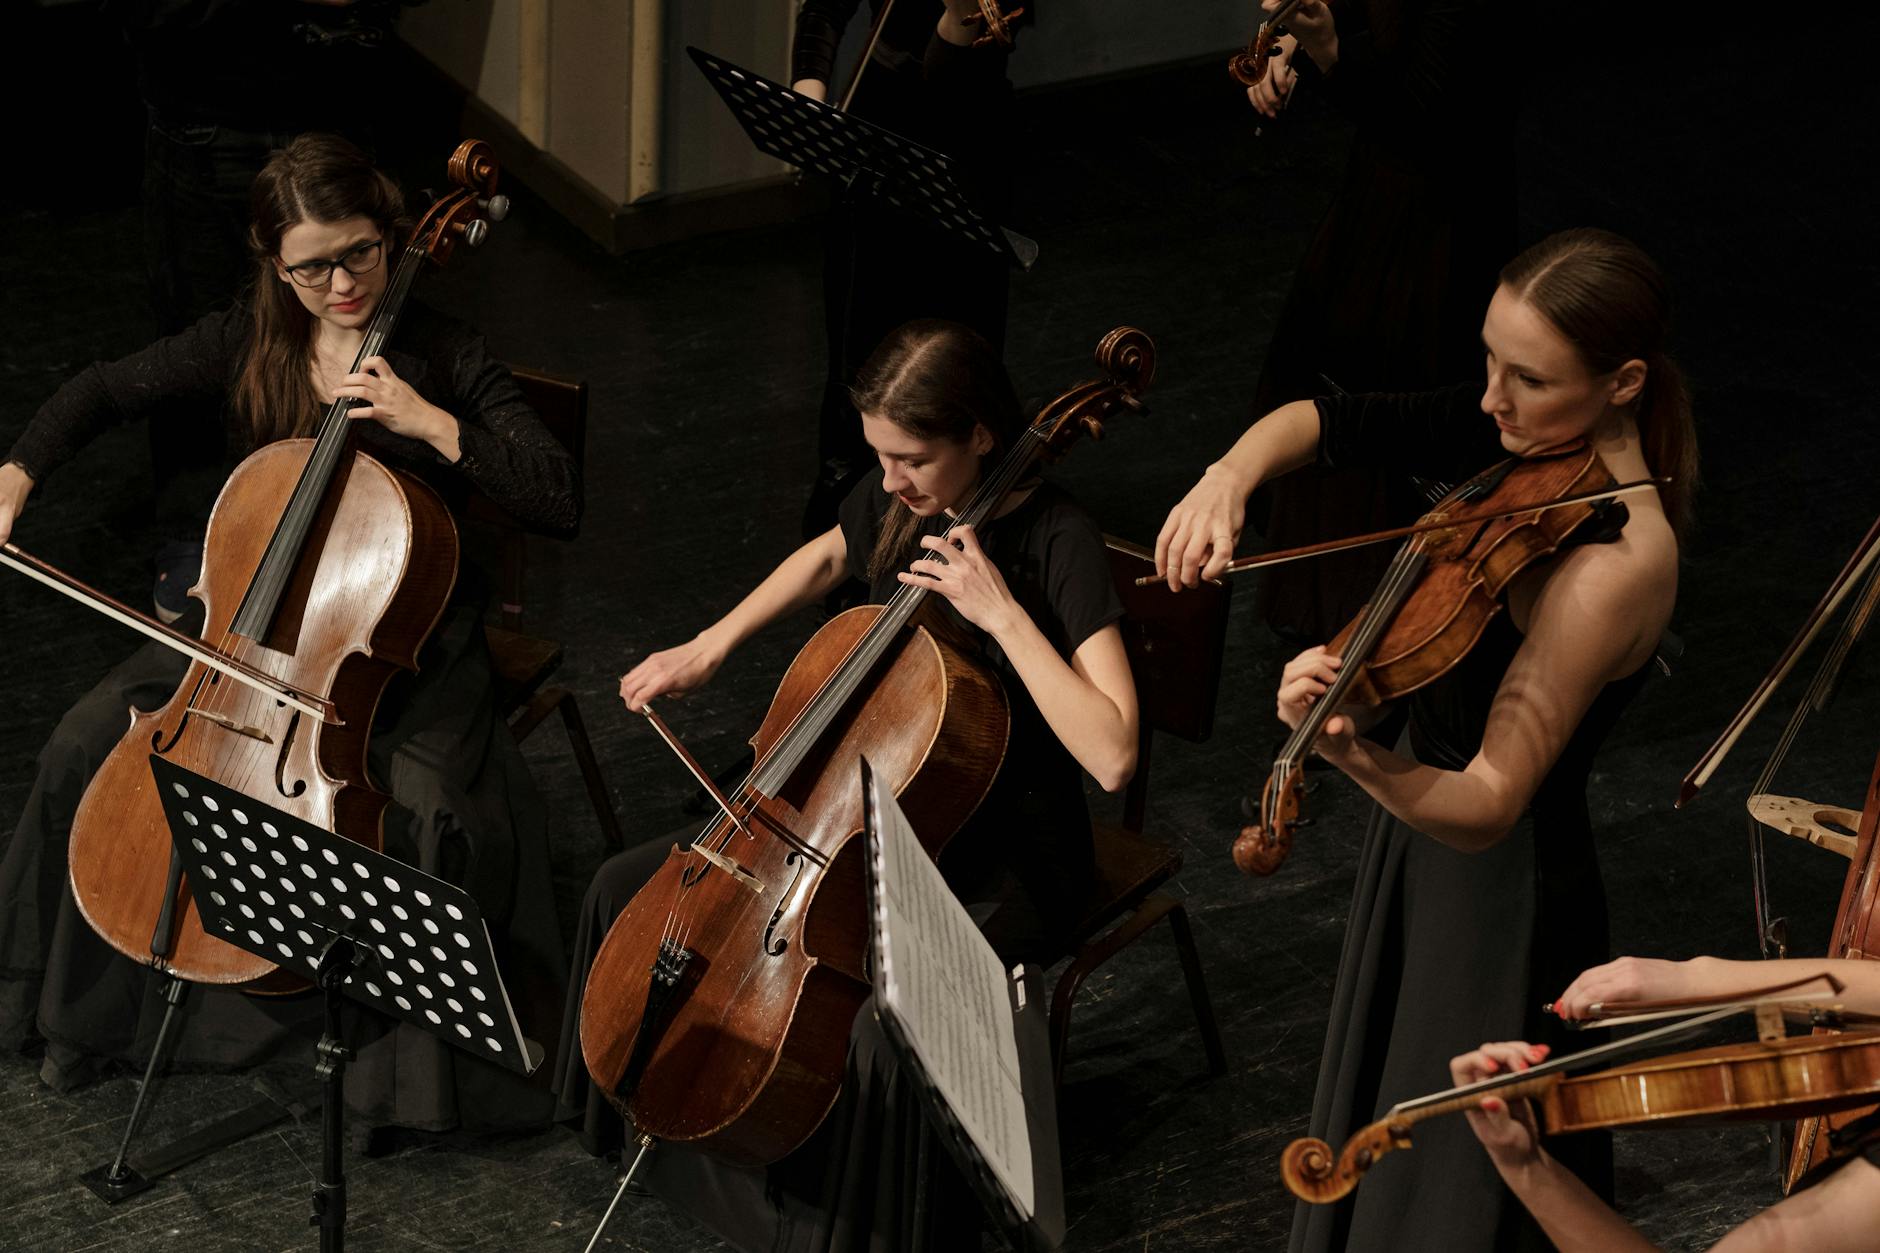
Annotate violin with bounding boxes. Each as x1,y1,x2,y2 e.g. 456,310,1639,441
579,328,1154,1166
1234,442,1623,877
1229,0,1312,88
1284,1007,1880,1203
52,142,508,987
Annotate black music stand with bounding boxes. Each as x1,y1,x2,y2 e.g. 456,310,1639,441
688,46,1039,271
150,755,543,1252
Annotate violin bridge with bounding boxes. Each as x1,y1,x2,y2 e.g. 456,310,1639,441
690,843,765,895
193,710,274,744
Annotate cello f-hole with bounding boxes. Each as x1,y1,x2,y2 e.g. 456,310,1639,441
763,851,809,957
273,711,308,799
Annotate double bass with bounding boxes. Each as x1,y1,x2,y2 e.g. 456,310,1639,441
16,143,512,988
580,328,1155,1166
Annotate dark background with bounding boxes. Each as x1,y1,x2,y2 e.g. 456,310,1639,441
2,4,1878,1249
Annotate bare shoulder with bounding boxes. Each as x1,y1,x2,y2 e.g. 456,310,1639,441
1517,508,1679,673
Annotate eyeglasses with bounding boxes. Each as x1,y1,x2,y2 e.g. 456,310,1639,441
281,239,385,288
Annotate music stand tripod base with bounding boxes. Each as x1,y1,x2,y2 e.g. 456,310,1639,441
150,754,542,1249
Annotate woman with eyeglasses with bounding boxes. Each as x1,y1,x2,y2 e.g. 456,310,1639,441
0,133,578,1144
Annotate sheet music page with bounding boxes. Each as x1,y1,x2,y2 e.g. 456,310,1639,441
868,768,1034,1219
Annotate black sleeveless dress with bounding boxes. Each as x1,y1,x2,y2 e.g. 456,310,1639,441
1289,384,1652,1251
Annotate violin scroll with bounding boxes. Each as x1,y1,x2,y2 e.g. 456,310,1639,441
1280,1122,1407,1203
961,0,1025,48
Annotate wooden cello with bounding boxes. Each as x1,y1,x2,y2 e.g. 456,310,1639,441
59,142,508,987
580,328,1155,1166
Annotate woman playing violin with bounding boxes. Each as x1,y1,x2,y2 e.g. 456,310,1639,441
552,318,1136,1250
1452,954,1880,1251
1157,227,1697,1252
0,133,577,1140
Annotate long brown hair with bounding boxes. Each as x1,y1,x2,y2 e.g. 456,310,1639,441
1499,228,1698,538
854,320,1024,581
232,134,408,446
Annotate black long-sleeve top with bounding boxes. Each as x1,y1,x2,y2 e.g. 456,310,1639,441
6,302,581,537
1313,382,1500,481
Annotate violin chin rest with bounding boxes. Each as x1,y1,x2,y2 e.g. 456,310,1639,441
1233,825,1290,877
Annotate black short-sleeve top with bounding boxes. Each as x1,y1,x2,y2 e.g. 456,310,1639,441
837,467,1124,945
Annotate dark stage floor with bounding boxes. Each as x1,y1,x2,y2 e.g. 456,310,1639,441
4,13,1880,1253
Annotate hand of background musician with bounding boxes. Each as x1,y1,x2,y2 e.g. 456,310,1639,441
1247,32,1299,118
0,460,34,546
335,355,463,462
1450,1040,1549,1168
897,525,1021,638
1275,646,1364,761
1153,463,1250,590
618,638,728,713
1550,956,1697,1021
1266,0,1337,72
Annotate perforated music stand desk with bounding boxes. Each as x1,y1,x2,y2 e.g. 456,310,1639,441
151,754,542,1251
688,45,1038,271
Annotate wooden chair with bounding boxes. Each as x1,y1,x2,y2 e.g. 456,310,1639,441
1048,537,1231,1089
464,366,625,854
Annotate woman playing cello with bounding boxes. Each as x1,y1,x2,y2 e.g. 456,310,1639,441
1157,227,1696,1251
0,134,577,1140
552,318,1137,1249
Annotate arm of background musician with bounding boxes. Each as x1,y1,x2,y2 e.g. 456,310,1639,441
618,525,852,711
1552,956,1880,1022
790,0,865,100
899,525,1138,792
1302,537,1669,850
1454,1042,1880,1253
1154,399,1320,589
0,461,34,546
438,338,582,534
1154,385,1491,590
4,308,242,493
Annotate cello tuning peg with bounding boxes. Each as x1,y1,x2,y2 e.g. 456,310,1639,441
453,218,490,249
479,195,511,222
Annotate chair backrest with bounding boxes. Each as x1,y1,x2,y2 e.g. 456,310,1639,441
1103,536,1234,832
463,366,588,629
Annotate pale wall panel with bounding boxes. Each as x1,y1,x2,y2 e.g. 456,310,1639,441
403,0,525,127
663,2,795,197
549,0,634,203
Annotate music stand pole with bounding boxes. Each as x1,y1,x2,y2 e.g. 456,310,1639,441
311,935,359,1252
